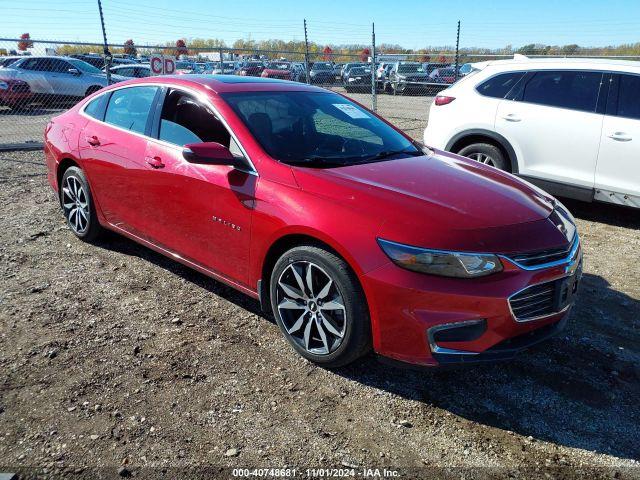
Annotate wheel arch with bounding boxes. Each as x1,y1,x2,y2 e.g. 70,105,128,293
56,157,80,194
258,230,364,312
446,129,519,174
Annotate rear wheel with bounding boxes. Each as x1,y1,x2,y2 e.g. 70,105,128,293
458,143,509,171
269,245,371,368
60,166,103,242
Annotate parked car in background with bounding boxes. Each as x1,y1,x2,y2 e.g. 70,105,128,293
261,62,293,80
341,62,366,82
423,62,450,75
108,64,151,78
237,61,265,77
309,62,335,84
175,61,196,74
70,54,105,69
387,62,429,94
290,63,308,83
343,65,373,93
376,63,393,90
0,77,33,110
45,75,581,368
204,62,238,75
424,56,640,209
428,67,457,84
0,56,126,106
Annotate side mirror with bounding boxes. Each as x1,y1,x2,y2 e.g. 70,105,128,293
183,141,240,167
68,68,81,75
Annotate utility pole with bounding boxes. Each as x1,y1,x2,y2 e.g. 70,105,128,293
303,19,310,84
371,22,377,112
454,20,461,80
97,0,112,85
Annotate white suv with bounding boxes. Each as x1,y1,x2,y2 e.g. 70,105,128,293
424,56,640,209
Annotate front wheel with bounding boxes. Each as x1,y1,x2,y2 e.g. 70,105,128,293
270,245,371,368
458,143,509,171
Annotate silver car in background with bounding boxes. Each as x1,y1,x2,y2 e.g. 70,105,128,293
0,56,125,105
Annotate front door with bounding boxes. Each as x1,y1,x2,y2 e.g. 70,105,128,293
596,73,640,202
138,88,256,285
495,69,604,189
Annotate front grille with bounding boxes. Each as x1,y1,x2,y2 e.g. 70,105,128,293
507,236,576,268
509,279,559,321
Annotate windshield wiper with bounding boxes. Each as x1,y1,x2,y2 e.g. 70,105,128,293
350,148,423,164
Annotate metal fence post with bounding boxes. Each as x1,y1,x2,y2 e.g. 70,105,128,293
219,47,224,74
454,20,461,80
303,19,311,84
97,0,111,85
371,22,377,112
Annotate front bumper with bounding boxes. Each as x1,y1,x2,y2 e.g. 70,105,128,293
362,240,582,367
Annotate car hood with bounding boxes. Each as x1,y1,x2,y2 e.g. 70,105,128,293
291,150,566,253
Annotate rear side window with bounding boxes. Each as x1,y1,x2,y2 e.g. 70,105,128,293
613,74,640,120
104,86,158,134
521,70,602,112
476,72,525,99
84,94,108,120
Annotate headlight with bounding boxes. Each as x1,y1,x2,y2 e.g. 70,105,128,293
397,75,406,80
0,81,8,90
378,239,503,278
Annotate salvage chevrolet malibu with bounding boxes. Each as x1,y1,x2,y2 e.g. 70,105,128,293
44,75,582,368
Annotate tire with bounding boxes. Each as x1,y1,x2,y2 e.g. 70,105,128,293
269,245,371,368
85,86,101,97
457,142,509,171
60,166,103,242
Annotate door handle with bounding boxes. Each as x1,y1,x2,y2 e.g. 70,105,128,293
607,132,632,142
145,156,165,169
85,135,100,146
501,114,521,122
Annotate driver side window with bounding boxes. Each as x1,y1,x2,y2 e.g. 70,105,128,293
159,89,241,156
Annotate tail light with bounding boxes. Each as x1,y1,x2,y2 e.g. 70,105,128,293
435,96,455,106
261,71,268,77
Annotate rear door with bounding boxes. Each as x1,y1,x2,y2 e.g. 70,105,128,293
495,69,605,189
595,72,640,203
79,85,160,237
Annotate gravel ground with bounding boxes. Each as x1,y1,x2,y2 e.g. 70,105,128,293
0,148,639,480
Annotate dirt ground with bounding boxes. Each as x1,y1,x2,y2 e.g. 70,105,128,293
0,150,639,479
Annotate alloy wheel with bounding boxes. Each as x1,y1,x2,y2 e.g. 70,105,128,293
468,152,496,167
276,261,347,355
62,175,90,234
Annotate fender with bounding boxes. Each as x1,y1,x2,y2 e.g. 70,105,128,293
445,129,519,174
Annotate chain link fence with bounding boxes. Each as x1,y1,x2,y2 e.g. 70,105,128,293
5,37,637,148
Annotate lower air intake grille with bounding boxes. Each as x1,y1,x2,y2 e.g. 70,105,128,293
509,280,558,321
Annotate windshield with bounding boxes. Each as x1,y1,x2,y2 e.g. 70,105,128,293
67,58,102,74
176,61,193,69
221,91,420,167
267,62,290,70
350,67,370,75
312,63,332,70
397,64,424,74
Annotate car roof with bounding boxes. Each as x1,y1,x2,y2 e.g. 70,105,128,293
478,55,640,73
114,74,330,94
112,64,149,69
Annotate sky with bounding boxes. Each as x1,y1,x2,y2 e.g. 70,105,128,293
1,0,639,51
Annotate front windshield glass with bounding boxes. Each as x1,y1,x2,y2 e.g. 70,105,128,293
221,91,420,167
312,63,332,70
67,59,102,74
267,62,290,70
397,64,424,74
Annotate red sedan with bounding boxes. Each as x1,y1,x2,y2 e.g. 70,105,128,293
0,77,33,110
44,75,582,368
261,62,293,81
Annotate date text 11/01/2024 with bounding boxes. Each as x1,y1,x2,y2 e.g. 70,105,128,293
231,467,400,477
